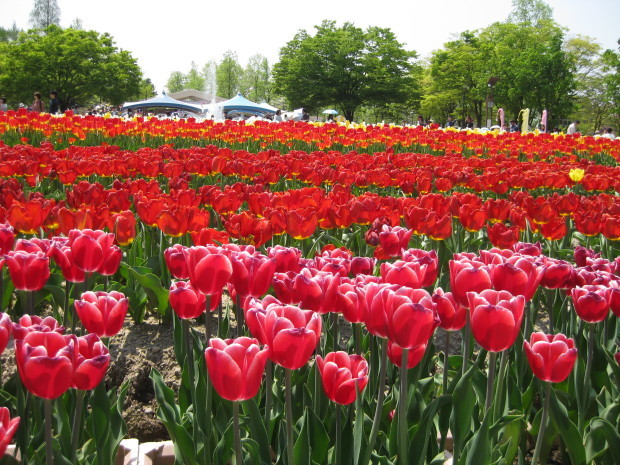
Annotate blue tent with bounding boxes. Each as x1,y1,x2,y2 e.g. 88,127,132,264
122,94,203,113
220,94,277,115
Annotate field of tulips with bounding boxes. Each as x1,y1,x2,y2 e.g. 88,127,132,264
0,108,619,465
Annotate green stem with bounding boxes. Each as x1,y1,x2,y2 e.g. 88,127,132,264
335,404,341,465
359,338,388,465
285,369,295,465
45,398,54,465
546,288,554,334
485,351,498,412
579,323,595,432
264,360,272,427
332,312,339,351
233,401,242,465
462,311,471,376
493,350,509,425
205,294,212,345
71,390,86,464
443,331,450,394
398,348,409,465
354,323,361,355
235,294,243,337
531,383,551,465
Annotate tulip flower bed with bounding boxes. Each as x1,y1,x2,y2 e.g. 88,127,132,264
0,110,619,465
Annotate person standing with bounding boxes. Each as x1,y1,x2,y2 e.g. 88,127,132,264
463,116,474,129
0,97,7,112
31,92,45,112
445,116,456,128
566,120,580,135
301,108,309,122
49,91,60,114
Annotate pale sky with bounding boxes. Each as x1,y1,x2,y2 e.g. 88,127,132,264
1,0,619,92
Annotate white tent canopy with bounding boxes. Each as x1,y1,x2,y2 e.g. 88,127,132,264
122,93,203,113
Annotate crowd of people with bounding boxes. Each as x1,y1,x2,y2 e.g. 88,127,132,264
0,95,615,139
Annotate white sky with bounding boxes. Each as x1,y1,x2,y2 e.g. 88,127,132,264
1,0,618,92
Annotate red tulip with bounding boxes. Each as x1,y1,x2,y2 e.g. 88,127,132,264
49,244,86,283
73,333,110,390
0,313,11,355
112,210,137,246
267,246,302,273
570,285,612,323
229,251,276,299
610,282,620,318
432,288,466,331
487,223,520,249
0,223,15,255
377,225,413,258
67,229,116,273
74,291,128,337
316,351,369,405
169,280,219,318
615,352,620,366
293,269,339,314
183,246,232,295
387,341,426,369
380,260,427,289
467,290,525,352
205,337,270,401
489,256,543,301
350,256,376,276
97,244,122,276
0,407,20,457
336,281,365,324
272,271,300,305
540,260,573,289
246,297,321,370
387,287,438,349
11,315,65,341
164,244,189,279
524,332,578,383
401,249,439,288
574,246,599,268
3,250,50,291
449,259,492,308
15,331,75,399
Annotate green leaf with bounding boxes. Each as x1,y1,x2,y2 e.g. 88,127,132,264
293,408,311,465
450,364,478,457
410,395,451,465
125,263,169,315
242,398,271,465
548,388,586,465
307,406,329,464
585,417,620,463
150,368,199,465
464,410,491,465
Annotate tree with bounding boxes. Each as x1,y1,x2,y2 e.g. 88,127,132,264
240,54,272,103
601,41,620,129
0,23,20,43
422,31,489,126
0,25,142,109
273,21,417,121
507,0,553,25
186,61,205,91
166,71,186,93
216,51,243,99
481,20,575,127
30,0,60,29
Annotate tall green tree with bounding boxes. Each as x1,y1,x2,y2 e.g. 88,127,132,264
422,31,489,126
216,51,243,99
0,25,142,109
240,54,271,103
601,41,620,129
481,20,575,127
507,0,553,25
29,0,60,29
166,71,186,93
0,23,20,43
273,20,417,121
186,61,206,91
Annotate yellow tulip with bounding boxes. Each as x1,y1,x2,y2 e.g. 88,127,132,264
569,168,585,182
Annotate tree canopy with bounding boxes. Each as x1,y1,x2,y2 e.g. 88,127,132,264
273,20,418,121
0,25,142,110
